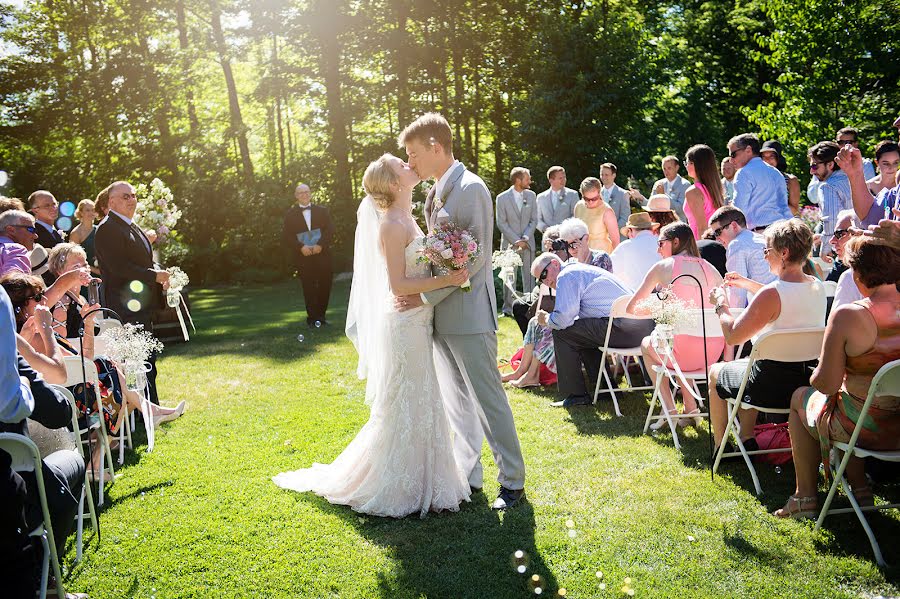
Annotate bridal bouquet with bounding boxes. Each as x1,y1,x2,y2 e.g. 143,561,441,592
133,178,183,247
418,222,481,291
97,323,164,369
799,205,825,232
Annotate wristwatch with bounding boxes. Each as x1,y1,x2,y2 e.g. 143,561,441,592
715,303,727,316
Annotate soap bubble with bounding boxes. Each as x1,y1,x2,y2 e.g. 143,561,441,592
297,334,305,343
596,571,603,579
567,529,577,538
565,519,575,529
314,320,322,328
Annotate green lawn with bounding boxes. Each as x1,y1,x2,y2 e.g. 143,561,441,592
63,280,900,598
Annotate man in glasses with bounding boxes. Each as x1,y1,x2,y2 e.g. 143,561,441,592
26,190,64,250
835,127,876,180
726,133,792,231
708,205,774,308
0,210,37,277
808,141,852,257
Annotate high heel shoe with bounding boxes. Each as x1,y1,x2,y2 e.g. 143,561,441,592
650,416,675,431
678,409,703,429
153,401,186,426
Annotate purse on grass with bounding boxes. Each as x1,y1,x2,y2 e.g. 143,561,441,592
753,422,792,465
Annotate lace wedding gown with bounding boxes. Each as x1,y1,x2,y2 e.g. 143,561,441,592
273,237,471,518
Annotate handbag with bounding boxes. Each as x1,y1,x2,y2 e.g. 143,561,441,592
753,422,792,465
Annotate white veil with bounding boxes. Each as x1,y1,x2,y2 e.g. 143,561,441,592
345,195,391,405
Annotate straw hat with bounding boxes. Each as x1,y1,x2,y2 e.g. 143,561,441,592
29,244,49,276
620,212,659,237
642,194,677,215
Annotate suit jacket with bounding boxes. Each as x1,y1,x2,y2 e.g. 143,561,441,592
423,163,498,335
34,221,63,250
282,204,334,262
652,175,690,222
603,185,632,229
94,212,162,326
0,357,71,435
535,187,578,232
495,187,537,251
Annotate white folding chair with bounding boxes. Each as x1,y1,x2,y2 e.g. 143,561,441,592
63,356,116,505
592,295,654,417
643,308,723,450
0,433,66,599
814,359,900,567
822,280,837,298
712,327,825,495
812,256,832,275
96,317,124,337
49,385,100,563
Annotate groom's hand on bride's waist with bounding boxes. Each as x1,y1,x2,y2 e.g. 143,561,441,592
395,294,424,312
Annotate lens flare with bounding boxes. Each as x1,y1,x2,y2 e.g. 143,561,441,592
510,550,529,574
529,574,545,595
129,280,145,293
56,216,72,231
127,299,142,312
296,334,305,343
59,201,76,217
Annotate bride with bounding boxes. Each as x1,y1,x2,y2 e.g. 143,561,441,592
273,153,472,518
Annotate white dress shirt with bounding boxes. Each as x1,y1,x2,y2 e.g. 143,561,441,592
434,160,462,202
609,230,660,291
298,203,313,230
513,189,524,212
832,268,863,311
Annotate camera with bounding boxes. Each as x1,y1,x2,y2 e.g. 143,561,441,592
550,238,570,252
88,280,101,305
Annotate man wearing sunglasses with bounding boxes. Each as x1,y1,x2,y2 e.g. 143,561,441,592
0,210,38,277
726,133,792,231
808,141,852,258
708,205,774,309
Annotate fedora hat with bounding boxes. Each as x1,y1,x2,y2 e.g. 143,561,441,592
642,194,676,215
29,244,49,276
620,212,659,237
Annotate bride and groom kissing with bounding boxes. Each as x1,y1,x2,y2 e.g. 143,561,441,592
273,113,526,517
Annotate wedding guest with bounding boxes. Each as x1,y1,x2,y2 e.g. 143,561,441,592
531,253,653,407
643,194,680,229
556,217,613,272
684,144,726,239
836,127,876,180
511,226,560,335
94,187,109,221
807,174,822,205
727,133,792,230
27,190,64,250
721,157,736,204
709,205,776,308
707,219,827,456
282,183,334,327
774,236,899,518
536,166,578,233
830,212,864,310
610,212,660,290
573,177,619,253
868,215,900,250
633,156,690,221
837,141,899,231
0,210,36,276
599,163,632,229
824,211,853,284
627,222,725,429
867,140,899,198
68,199,99,274
809,141,852,257
760,140,801,215
0,196,25,214
496,167,537,316
697,230,728,277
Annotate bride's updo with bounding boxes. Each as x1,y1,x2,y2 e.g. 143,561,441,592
362,154,399,211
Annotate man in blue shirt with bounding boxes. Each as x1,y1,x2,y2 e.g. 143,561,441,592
532,253,653,407
709,206,776,308
727,133,793,231
809,141,853,257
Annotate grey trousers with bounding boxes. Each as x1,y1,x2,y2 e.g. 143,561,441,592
552,317,655,397
433,331,526,490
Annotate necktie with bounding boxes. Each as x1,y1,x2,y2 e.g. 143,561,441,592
131,222,151,254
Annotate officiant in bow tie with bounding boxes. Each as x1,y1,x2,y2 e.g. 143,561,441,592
282,183,334,327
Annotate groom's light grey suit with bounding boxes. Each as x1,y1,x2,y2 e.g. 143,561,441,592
423,163,526,491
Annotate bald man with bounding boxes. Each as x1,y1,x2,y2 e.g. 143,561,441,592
282,184,334,327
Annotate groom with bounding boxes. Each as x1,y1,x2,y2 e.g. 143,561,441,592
396,113,526,510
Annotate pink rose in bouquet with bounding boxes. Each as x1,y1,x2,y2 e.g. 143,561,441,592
418,222,481,291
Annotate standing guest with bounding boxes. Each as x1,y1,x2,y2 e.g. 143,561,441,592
653,156,690,222
610,212,660,291
727,133,792,230
774,237,899,519
282,183,334,327
573,177,619,253
496,167,537,316
867,140,899,198
708,205,775,308
68,199,100,275
27,190,64,250
684,144,726,239
707,219,827,456
599,162,632,229
531,253,653,407
0,210,37,276
94,188,110,222
836,127,877,180
643,194,680,229
760,140,801,215
536,166,578,233
721,157,736,205
94,180,169,405
556,217,613,272
809,141,852,257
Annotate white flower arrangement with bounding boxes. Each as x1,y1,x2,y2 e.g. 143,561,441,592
133,178,183,247
166,266,189,292
492,249,523,270
97,322,164,366
635,288,695,328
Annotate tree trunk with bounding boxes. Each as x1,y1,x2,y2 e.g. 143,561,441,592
176,0,199,139
210,0,254,183
392,0,410,127
273,36,286,177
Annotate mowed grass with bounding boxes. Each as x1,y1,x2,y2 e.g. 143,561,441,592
63,279,900,598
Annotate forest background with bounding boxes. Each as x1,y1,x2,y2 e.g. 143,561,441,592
1,0,899,282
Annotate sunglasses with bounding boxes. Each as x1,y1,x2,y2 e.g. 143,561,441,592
657,238,671,248
711,225,725,239
10,224,36,233
728,147,744,159
837,139,857,145
809,161,829,171
29,292,44,303
538,265,551,282
832,228,851,240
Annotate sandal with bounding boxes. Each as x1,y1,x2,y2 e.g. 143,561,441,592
773,495,819,519
678,408,703,429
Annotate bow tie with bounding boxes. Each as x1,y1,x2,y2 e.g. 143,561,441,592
300,206,311,211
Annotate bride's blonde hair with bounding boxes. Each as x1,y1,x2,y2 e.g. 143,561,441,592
362,154,399,211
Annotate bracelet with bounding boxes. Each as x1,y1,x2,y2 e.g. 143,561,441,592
715,303,727,316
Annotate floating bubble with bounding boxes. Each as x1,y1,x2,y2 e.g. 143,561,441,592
599,583,607,590
240,343,245,347
567,529,577,538
511,550,530,574
127,299,142,312
596,571,603,579
557,590,567,597
687,535,695,542
129,280,145,293
55,216,72,231
296,334,305,343
775,466,782,475
314,320,322,328
565,519,575,529
59,201,76,217
529,574,545,595
0,171,8,186
624,578,632,585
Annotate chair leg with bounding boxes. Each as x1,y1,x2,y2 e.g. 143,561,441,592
38,531,50,599
713,397,743,476
75,487,84,563
842,473,886,567
731,431,763,495
602,368,622,417
643,378,662,434
118,416,126,465
816,447,854,531
622,357,634,389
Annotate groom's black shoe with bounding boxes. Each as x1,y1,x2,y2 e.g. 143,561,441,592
550,394,592,408
492,487,525,510
470,485,483,494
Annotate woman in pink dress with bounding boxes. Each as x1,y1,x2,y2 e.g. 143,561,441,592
684,144,725,239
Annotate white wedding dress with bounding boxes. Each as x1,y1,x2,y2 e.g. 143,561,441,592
273,236,471,518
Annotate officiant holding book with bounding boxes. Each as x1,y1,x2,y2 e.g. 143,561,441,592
283,183,334,327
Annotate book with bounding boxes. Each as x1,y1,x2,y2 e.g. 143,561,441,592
297,228,322,246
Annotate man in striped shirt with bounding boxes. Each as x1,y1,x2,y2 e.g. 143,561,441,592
532,253,653,407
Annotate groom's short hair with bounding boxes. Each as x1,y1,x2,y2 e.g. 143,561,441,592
510,167,529,185
398,113,453,155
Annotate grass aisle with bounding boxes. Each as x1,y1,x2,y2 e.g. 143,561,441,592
65,280,899,598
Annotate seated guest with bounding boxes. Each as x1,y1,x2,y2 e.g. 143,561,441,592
610,212,661,290
867,214,900,249
501,312,556,389
573,177,619,253
707,219,827,456
643,194,680,229
0,210,37,276
830,212,863,310
708,205,775,308
774,237,900,518
531,253,653,407
512,226,560,335
684,144,726,239
697,229,728,276
627,222,725,429
0,196,26,214
556,217,613,271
